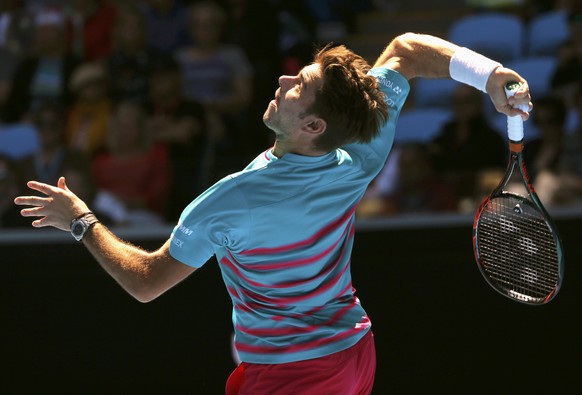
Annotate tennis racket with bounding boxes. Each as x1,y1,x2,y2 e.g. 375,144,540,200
472,81,564,305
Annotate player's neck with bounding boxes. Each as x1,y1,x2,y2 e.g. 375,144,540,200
272,140,328,158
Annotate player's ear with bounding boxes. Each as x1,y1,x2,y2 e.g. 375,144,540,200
302,117,326,136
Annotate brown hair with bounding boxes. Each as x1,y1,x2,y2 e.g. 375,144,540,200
308,44,389,151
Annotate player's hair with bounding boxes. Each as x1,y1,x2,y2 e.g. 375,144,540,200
307,44,389,151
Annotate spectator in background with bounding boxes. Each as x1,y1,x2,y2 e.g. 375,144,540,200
224,0,280,154
175,0,254,178
301,0,376,42
551,1,582,106
65,60,112,157
107,4,156,104
357,143,457,218
0,0,34,111
274,0,317,75
429,84,506,210
0,0,34,56
523,95,568,181
140,0,190,55
561,84,582,176
64,0,117,61
534,85,582,206
0,154,30,227
144,55,210,222
17,100,89,187
91,100,170,225
0,46,18,112
1,8,80,123
60,163,122,227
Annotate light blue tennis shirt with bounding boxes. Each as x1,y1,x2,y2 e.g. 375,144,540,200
170,67,410,364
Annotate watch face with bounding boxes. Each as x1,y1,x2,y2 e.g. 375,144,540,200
71,220,86,237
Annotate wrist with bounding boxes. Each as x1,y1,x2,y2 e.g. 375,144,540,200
70,212,99,242
449,47,502,92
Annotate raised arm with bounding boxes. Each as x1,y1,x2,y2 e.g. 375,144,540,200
375,32,532,119
14,177,196,303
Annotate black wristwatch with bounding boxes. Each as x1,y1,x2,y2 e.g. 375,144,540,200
70,212,99,242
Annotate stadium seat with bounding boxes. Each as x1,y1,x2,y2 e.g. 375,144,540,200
448,12,526,63
412,78,461,109
505,56,558,98
394,108,452,143
526,9,570,57
0,123,40,160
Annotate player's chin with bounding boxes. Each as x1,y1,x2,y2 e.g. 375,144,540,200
263,107,276,126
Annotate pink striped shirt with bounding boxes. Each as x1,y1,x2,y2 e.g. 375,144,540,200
170,68,410,363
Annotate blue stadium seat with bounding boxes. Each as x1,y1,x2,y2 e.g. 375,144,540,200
394,108,452,143
505,56,558,98
526,9,570,57
0,123,40,160
448,12,526,64
412,78,461,110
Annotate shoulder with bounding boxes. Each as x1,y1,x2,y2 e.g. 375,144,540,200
367,67,411,105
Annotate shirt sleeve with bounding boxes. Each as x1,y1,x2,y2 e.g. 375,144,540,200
169,176,251,268
342,67,410,177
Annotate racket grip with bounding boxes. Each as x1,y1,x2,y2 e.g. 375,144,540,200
504,81,528,142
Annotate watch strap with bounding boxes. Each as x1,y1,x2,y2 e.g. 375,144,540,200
81,212,99,227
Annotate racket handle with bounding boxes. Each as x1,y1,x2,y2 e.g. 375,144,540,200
504,81,528,142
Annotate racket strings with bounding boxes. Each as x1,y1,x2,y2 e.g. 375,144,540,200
476,197,559,302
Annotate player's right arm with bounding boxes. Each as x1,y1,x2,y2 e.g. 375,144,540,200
82,231,196,303
374,32,531,119
15,177,196,303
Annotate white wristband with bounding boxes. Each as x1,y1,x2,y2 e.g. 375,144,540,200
449,47,502,93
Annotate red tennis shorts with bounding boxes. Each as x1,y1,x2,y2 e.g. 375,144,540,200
225,330,376,395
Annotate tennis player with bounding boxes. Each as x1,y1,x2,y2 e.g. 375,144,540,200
15,33,531,394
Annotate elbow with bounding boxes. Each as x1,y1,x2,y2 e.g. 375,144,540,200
381,33,420,79
134,294,157,304
122,278,163,304
390,33,419,57
125,286,156,304
131,282,167,303
388,33,455,79
131,288,162,304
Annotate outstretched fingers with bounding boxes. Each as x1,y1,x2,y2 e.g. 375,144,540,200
14,195,52,209
25,180,60,196
13,179,81,231
14,197,52,228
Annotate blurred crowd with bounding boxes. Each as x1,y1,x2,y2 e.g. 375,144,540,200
0,0,378,228
358,0,582,218
1,0,582,229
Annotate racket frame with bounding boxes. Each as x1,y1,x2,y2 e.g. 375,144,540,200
472,139,564,304
472,81,565,305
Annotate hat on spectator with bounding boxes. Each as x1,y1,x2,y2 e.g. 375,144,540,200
69,62,108,93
